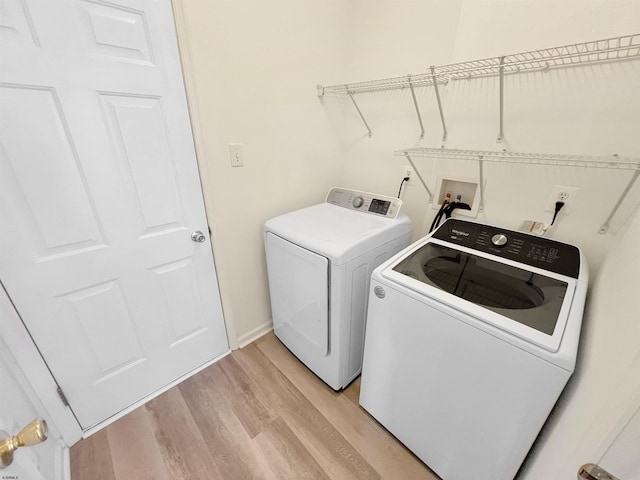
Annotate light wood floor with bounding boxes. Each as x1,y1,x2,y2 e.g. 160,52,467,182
71,332,438,479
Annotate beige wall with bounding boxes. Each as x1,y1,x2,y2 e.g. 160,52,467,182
330,2,640,478
173,0,350,347
338,1,640,271
521,201,640,478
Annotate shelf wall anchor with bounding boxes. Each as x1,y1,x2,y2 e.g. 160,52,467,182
347,92,372,138
404,153,434,201
598,168,640,234
497,56,505,143
430,66,448,142
408,75,425,139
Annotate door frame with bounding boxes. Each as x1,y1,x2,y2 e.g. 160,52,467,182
170,0,239,349
0,282,82,445
591,361,640,472
0,332,70,480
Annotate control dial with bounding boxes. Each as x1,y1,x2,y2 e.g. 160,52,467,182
491,233,508,247
352,196,364,208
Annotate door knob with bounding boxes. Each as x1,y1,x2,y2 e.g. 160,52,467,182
0,418,48,468
578,463,619,480
191,230,206,243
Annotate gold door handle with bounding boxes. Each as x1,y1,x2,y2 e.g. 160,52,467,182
0,418,48,468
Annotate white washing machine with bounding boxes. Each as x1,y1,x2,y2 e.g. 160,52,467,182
360,218,588,480
264,187,412,390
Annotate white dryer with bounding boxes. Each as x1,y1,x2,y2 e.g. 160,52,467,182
360,218,588,480
264,187,412,390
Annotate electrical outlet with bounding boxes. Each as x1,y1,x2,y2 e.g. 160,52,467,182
403,165,414,185
545,185,579,214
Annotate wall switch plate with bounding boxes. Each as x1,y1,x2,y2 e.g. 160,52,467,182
229,143,244,167
545,185,579,214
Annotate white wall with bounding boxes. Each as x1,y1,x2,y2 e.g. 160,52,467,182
336,1,464,239
336,1,640,275
173,0,640,341
330,2,640,479
173,0,351,347
520,207,640,479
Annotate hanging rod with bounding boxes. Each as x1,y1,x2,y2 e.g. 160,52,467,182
394,148,640,235
318,33,640,96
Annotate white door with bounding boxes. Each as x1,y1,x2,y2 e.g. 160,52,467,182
597,401,640,479
0,0,229,429
579,393,640,480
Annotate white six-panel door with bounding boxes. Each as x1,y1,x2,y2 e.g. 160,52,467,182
0,0,228,429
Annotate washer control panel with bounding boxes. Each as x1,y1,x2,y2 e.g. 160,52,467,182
326,188,402,218
432,219,580,278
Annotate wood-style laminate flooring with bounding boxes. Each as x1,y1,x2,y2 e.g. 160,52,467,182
71,332,438,479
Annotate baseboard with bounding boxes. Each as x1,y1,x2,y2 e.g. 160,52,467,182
237,321,273,349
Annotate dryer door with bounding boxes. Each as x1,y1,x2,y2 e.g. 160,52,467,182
265,233,329,355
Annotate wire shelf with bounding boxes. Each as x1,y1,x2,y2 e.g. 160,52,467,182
395,148,640,171
396,148,640,234
319,33,640,95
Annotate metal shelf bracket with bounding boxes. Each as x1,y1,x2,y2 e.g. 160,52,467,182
478,155,485,212
348,92,372,138
430,66,448,143
404,153,434,202
497,56,505,143
598,167,640,234
408,75,425,139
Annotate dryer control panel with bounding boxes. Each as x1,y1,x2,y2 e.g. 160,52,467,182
433,219,581,278
325,188,402,218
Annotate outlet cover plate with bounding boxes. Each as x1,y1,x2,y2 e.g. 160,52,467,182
403,165,414,186
545,185,579,214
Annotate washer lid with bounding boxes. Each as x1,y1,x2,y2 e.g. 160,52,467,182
264,203,412,264
380,236,580,354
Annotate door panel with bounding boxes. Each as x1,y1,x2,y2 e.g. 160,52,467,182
0,0,228,429
60,280,146,380
153,258,207,345
100,93,185,234
81,0,153,64
0,85,106,255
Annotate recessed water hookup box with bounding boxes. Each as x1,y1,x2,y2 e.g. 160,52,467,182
433,176,482,218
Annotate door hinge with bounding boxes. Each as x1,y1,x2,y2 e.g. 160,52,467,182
56,386,70,407
578,463,619,480
208,226,212,235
